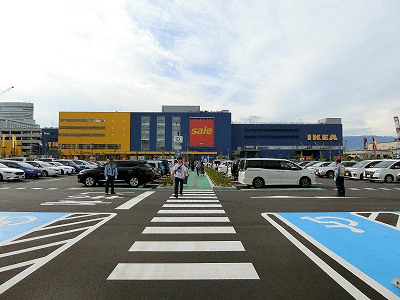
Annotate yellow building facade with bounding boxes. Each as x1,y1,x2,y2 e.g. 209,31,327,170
58,112,131,158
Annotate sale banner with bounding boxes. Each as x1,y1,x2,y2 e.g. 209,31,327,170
190,119,214,147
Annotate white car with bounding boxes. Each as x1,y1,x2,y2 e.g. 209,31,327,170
218,160,233,174
306,161,332,173
238,158,315,188
0,162,25,181
48,161,74,175
364,159,400,183
344,160,383,180
28,161,61,177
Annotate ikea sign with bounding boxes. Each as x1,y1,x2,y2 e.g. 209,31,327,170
307,134,338,141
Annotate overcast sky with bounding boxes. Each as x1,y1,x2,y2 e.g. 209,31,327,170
1,0,399,136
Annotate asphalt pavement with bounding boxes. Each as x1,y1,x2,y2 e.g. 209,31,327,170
0,174,399,299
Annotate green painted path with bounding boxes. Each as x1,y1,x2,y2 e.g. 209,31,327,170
184,172,213,190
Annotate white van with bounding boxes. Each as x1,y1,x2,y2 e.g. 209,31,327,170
364,159,400,183
238,158,316,188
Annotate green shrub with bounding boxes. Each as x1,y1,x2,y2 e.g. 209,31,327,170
205,167,231,186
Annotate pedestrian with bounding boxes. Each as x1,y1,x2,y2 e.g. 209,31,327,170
200,161,205,176
195,160,201,176
104,158,118,194
334,158,345,197
171,156,188,198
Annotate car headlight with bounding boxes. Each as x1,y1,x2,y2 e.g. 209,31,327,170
375,170,382,174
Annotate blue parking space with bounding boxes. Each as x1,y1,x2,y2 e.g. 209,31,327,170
275,211,400,298
0,212,70,243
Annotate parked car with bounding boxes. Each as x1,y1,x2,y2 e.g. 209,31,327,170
0,162,25,181
48,161,74,175
315,161,357,179
217,160,233,174
53,159,80,173
301,161,320,169
0,160,42,178
364,159,400,183
212,159,222,170
73,160,98,170
238,158,315,188
147,160,164,178
305,161,332,173
344,160,383,180
27,161,61,177
77,160,155,187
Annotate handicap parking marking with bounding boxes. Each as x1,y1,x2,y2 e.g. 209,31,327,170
0,212,70,243
263,211,400,299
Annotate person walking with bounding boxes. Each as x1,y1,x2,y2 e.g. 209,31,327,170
172,156,188,198
104,158,118,194
199,161,205,176
334,158,345,197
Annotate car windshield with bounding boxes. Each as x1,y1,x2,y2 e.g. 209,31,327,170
373,160,397,168
0,163,8,168
327,162,336,167
39,161,52,167
18,161,36,168
352,161,370,168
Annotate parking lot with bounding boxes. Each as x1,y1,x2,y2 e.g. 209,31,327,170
0,174,399,299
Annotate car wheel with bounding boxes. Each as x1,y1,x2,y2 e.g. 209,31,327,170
299,177,311,188
67,171,72,176
384,175,394,183
326,171,334,179
0,174,3,181
128,177,140,188
252,177,265,189
60,169,64,175
42,170,49,177
84,176,96,187
359,174,364,180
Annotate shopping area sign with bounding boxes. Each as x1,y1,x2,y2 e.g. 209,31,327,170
190,119,214,147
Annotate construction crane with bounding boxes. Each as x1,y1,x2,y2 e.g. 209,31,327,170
0,86,14,96
394,116,400,141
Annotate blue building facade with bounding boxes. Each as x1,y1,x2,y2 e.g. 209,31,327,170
232,118,343,160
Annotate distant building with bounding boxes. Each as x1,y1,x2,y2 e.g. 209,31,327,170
0,102,41,156
57,106,343,160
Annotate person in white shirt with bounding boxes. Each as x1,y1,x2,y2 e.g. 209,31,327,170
171,156,188,198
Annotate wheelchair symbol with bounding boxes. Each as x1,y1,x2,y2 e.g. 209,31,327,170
301,216,365,233
0,216,37,226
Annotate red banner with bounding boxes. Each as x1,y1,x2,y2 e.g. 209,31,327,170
190,119,214,147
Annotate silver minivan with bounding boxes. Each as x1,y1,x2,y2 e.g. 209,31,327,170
238,158,316,188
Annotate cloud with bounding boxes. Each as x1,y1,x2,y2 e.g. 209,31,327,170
1,0,399,136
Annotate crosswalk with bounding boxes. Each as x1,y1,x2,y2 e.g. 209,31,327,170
108,190,260,280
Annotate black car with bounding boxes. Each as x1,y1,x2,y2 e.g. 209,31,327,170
77,160,155,188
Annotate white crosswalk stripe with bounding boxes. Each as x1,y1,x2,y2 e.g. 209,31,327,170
108,191,259,281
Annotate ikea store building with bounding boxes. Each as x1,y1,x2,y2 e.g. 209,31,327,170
56,106,343,161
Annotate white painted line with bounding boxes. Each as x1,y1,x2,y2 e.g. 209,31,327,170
170,196,218,199
379,188,391,190
31,188,43,190
163,204,222,208
115,191,155,210
251,196,361,199
46,188,58,190
0,239,72,258
167,200,220,203
261,213,369,300
129,241,245,252
157,210,226,214
108,263,259,280
348,188,360,190
142,226,236,234
0,213,116,295
151,217,230,223
364,188,376,190
0,187,11,189
16,188,26,190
